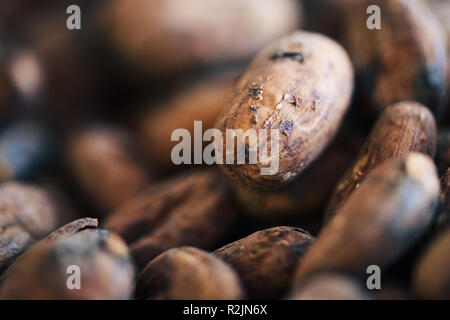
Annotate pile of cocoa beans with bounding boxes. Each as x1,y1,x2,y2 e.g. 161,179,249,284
0,0,449,300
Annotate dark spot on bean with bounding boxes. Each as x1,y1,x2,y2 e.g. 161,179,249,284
284,94,298,106
312,91,321,110
280,120,294,136
271,52,305,63
249,87,263,99
292,240,313,255
248,105,259,113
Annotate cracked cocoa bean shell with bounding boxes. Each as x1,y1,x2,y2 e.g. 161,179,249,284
233,125,363,221
215,31,354,189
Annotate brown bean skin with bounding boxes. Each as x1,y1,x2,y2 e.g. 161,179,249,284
44,217,98,242
287,273,369,300
0,183,59,273
105,170,237,270
413,228,450,299
139,73,237,170
136,247,244,300
214,226,314,299
99,0,300,77
338,0,447,116
216,31,354,190
67,126,150,213
295,153,440,283
233,125,364,221
0,219,135,300
325,101,437,220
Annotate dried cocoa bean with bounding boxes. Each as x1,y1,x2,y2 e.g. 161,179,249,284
214,226,314,299
0,182,58,273
216,31,354,189
105,170,237,269
295,153,440,283
233,126,363,221
339,0,447,116
0,218,135,300
326,101,437,220
136,247,244,300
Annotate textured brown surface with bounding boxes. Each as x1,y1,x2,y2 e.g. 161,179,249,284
139,73,237,170
339,0,447,116
0,182,59,273
67,126,150,212
214,226,314,299
0,220,134,300
105,170,237,269
326,101,437,220
216,31,354,189
233,126,363,221
136,247,244,300
99,0,300,77
295,153,440,283
413,228,450,299
44,217,98,242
